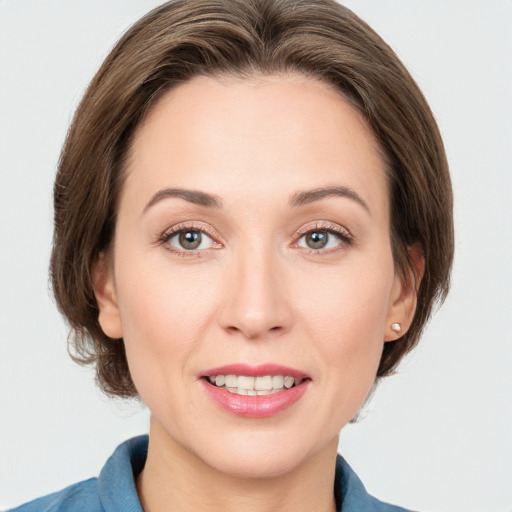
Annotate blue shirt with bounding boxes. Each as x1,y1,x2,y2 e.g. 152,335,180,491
9,436,415,511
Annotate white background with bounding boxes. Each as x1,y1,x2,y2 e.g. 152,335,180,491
0,1,511,511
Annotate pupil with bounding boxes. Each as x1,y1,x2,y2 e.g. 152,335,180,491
179,230,201,249
307,231,328,249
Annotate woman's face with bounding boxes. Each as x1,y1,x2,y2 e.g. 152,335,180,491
95,73,413,478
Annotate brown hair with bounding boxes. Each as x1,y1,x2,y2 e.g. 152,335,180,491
51,0,453,397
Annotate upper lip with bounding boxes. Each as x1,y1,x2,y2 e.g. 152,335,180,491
200,363,309,380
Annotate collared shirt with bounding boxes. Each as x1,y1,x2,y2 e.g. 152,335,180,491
9,436,415,511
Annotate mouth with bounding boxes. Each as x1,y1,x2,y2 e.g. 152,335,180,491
200,364,310,417
204,374,305,396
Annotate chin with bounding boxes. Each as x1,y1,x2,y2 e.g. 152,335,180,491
196,430,335,480
208,451,307,480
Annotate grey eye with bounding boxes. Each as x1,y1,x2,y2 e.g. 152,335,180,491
305,231,329,249
179,230,202,250
297,229,344,251
168,230,214,251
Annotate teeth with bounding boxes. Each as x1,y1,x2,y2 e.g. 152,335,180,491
238,376,255,390
272,375,284,388
284,376,294,388
224,375,237,388
255,376,273,390
207,374,303,396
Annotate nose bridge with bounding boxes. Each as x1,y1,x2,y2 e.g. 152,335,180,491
219,235,292,339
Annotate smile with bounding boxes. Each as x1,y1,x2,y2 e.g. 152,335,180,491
201,364,310,417
206,374,303,395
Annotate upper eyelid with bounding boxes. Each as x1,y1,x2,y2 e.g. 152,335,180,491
294,221,353,238
161,221,222,242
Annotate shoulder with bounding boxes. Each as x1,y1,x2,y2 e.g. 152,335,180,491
335,455,418,512
6,479,101,512
7,436,148,512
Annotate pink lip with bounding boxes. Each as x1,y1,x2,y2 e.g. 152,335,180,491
201,363,308,380
200,363,310,418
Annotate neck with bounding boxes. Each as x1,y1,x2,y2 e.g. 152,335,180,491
137,417,338,512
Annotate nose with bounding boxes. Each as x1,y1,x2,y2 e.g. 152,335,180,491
218,244,293,340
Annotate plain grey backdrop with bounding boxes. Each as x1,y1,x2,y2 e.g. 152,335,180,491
1,1,511,511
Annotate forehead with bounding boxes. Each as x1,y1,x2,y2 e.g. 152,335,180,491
124,73,389,215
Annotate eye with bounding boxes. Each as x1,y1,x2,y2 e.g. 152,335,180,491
166,229,216,251
295,225,353,252
297,230,337,250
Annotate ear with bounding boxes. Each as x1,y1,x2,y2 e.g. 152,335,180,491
384,244,425,341
92,253,123,339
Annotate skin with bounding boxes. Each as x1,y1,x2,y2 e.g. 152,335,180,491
93,73,418,512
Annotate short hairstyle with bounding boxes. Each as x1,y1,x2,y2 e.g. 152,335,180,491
51,0,453,397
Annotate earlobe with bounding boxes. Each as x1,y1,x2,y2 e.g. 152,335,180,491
385,244,425,341
92,253,123,339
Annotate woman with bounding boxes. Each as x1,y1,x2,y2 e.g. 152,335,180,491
9,0,453,510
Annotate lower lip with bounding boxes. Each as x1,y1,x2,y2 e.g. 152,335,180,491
201,380,309,418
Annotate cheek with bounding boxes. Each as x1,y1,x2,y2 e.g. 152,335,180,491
297,260,393,343
293,255,394,391
113,254,220,392
117,245,215,330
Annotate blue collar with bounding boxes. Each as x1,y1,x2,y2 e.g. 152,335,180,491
96,435,411,512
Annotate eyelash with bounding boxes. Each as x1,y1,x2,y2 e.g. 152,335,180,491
157,222,221,258
157,221,354,257
294,222,354,255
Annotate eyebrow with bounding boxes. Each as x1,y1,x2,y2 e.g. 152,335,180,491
290,186,370,213
143,188,222,212
143,185,369,214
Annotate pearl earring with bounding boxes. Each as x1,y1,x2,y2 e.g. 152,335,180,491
391,323,402,334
